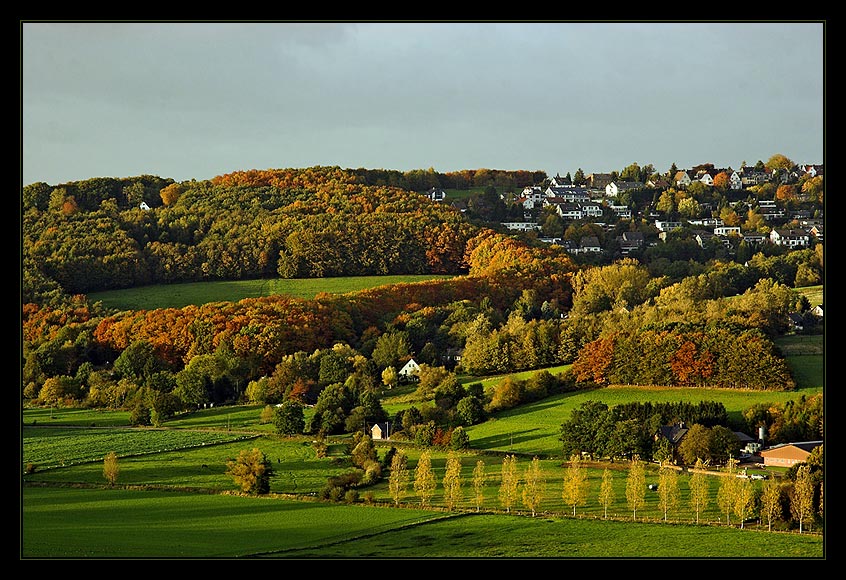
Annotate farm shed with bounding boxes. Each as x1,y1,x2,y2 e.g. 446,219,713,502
759,441,822,467
371,422,391,440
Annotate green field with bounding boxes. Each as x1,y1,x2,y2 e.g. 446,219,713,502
22,344,824,558
796,285,823,308
86,274,454,310
22,487,822,559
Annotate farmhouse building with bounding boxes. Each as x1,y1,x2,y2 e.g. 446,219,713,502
371,422,392,440
759,441,822,467
398,359,421,382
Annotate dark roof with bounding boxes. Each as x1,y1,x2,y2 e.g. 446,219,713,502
733,431,755,443
657,424,688,445
580,236,601,248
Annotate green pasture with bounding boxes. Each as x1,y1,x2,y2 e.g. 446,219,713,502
86,274,454,310
23,433,350,494
462,382,821,458
22,487,446,559
278,512,822,559
22,479,822,559
22,427,254,471
795,285,823,308
21,428,786,526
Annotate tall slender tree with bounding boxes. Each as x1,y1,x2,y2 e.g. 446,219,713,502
599,468,615,520
498,454,519,513
657,461,680,522
473,460,487,513
791,464,815,534
717,457,740,525
626,456,646,520
442,452,463,511
761,478,782,532
734,476,755,529
389,450,410,507
521,456,544,517
562,453,589,517
688,458,711,524
414,450,436,508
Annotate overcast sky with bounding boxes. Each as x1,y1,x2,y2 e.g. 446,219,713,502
21,21,825,187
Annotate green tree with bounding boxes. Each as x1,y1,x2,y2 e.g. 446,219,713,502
103,451,120,486
626,456,646,520
678,423,712,465
414,450,436,508
657,462,680,522
498,454,519,513
381,366,398,390
761,478,782,532
442,452,463,511
562,453,589,517
791,464,815,533
472,460,487,512
717,457,739,525
599,468,615,519
734,476,755,529
688,458,711,524
521,456,545,517
226,448,274,495
371,331,411,370
389,451,410,507
273,400,305,435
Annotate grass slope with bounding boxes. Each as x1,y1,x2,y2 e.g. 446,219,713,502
86,274,454,310
22,487,823,559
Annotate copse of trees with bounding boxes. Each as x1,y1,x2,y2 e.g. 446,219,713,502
560,400,737,463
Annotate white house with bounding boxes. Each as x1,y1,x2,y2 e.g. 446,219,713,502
501,221,541,232
674,171,693,188
729,171,743,190
139,202,151,211
655,220,683,232
398,359,421,382
770,229,810,248
371,422,392,440
714,226,741,236
605,181,644,197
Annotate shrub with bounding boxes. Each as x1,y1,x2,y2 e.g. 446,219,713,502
344,489,359,504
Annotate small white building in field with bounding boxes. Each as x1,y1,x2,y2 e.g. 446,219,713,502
371,422,392,440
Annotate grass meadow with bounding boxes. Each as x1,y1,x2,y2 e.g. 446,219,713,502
21,327,824,558
86,274,454,311
23,486,822,559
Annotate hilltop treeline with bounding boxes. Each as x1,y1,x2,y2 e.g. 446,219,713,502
22,167,490,302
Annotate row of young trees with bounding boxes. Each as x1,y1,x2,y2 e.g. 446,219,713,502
380,451,821,532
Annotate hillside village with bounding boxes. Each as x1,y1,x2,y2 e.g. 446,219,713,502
426,162,823,260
